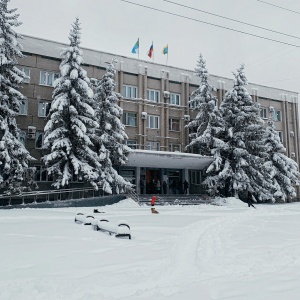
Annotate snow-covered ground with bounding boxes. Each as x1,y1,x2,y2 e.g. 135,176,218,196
1,198,300,300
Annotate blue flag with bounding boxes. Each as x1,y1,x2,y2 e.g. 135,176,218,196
132,38,139,54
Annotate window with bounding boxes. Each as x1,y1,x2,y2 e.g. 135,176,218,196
35,132,44,149
123,112,137,126
124,140,138,149
169,144,181,152
259,107,267,119
39,71,60,86
19,131,26,145
169,93,180,106
38,101,51,117
19,67,30,83
147,89,160,102
122,85,137,99
34,166,52,182
169,118,180,131
272,109,282,122
191,171,201,185
146,141,160,151
147,115,159,129
19,99,28,115
277,131,283,142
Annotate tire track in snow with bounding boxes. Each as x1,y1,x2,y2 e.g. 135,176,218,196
128,212,251,299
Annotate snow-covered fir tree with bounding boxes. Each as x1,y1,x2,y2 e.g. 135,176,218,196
91,61,132,194
186,54,226,195
0,0,36,194
219,65,274,200
264,118,300,201
42,18,100,189
94,61,131,167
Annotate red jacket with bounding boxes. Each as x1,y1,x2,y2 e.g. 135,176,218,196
151,196,157,206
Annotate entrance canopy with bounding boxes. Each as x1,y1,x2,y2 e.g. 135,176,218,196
126,150,213,169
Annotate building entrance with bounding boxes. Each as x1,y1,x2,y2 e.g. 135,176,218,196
168,170,182,194
146,169,160,194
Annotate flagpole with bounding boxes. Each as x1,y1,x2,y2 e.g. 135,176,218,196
138,38,140,59
166,44,168,65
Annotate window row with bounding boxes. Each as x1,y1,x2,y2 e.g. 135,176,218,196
123,85,181,106
19,70,183,106
19,100,51,117
123,112,181,131
15,69,288,125
260,107,282,122
18,68,60,87
18,131,44,149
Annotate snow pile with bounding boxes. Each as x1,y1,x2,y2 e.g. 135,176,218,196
213,196,245,207
107,198,139,208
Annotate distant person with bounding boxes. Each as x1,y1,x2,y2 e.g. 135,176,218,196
150,195,159,214
183,180,189,194
162,181,167,194
247,191,256,209
140,178,145,194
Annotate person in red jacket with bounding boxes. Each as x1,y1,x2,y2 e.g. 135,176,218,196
151,195,159,214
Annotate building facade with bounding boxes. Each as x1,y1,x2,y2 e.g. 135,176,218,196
16,36,300,196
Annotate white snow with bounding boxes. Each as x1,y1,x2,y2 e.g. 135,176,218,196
1,198,300,300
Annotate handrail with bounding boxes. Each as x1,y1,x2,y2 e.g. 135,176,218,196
0,186,109,206
126,189,139,203
0,187,98,199
0,185,137,207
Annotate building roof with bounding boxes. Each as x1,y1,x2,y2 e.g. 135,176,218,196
21,35,298,103
126,150,213,169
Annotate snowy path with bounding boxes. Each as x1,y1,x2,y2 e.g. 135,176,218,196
0,200,300,300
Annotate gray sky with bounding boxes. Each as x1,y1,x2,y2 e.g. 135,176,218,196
10,0,300,94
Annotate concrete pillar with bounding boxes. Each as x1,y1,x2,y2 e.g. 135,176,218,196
251,88,258,102
180,73,186,150
291,97,299,164
281,93,290,156
185,75,190,148
119,61,124,95
138,64,143,99
143,66,147,99
165,71,170,151
293,96,300,163
161,70,166,150
136,167,141,194
183,168,189,195
218,81,225,107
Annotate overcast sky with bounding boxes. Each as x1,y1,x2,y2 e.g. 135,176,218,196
10,0,300,94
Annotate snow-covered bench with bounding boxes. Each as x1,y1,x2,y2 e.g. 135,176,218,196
93,218,131,239
115,220,131,239
74,214,131,239
74,213,95,225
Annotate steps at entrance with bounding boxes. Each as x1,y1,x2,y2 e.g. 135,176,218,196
138,194,211,205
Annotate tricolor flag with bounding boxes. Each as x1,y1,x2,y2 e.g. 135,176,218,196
131,38,139,54
162,44,168,55
148,42,153,58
